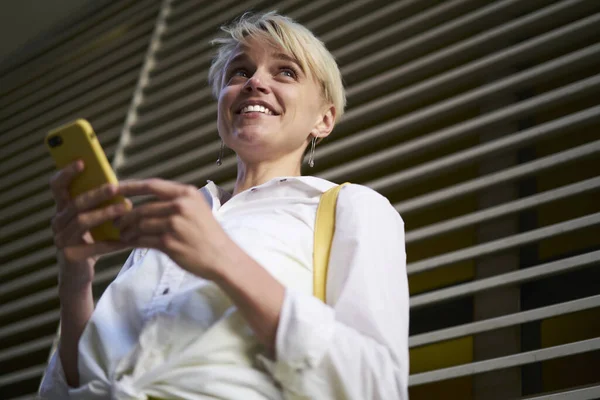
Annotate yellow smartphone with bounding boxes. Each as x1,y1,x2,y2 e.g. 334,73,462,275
45,119,129,241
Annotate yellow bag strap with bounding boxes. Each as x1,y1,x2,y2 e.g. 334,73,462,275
313,183,350,302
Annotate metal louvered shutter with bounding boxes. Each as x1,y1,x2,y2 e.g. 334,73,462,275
2,0,599,398
115,0,600,398
0,1,162,398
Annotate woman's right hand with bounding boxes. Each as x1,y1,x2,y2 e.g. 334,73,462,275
49,160,130,291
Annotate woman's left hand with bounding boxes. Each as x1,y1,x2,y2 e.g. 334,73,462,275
116,179,232,280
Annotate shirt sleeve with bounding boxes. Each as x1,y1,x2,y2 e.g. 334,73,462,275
264,184,410,399
38,249,139,399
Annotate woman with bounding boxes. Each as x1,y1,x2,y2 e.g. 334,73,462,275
40,12,409,399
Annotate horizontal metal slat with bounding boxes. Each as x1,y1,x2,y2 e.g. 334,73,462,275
1,121,123,186
0,230,53,263
0,0,153,98
408,212,600,276
409,337,600,386
146,47,213,93
156,0,266,59
335,0,478,67
0,288,57,322
0,264,57,299
138,70,208,114
0,208,53,245
0,129,122,205
523,385,600,400
156,0,313,79
411,294,600,348
406,176,600,243
0,22,155,125
128,101,215,148
7,393,37,400
166,0,241,26
0,263,122,321
162,151,237,187
134,87,213,132
122,132,219,178
320,0,435,45
148,3,597,124
0,336,54,364
319,14,600,164
347,0,596,102
140,80,600,188
0,158,52,194
285,0,342,21
157,1,314,79
0,114,123,180
0,311,59,342
0,247,55,282
128,140,220,179
393,139,600,214
342,1,598,119
338,0,545,78
410,250,600,309
0,145,117,224
0,247,129,301
368,103,600,197
0,72,138,162
0,365,45,389
164,0,241,39
304,0,386,33
166,0,212,24
0,110,124,180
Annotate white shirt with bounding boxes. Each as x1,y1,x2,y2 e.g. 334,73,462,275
39,176,409,399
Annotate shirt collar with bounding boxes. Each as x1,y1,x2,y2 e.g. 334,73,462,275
201,176,338,210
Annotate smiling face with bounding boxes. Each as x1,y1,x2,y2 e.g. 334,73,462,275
217,37,335,165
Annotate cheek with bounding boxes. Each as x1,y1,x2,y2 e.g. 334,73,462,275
217,90,235,131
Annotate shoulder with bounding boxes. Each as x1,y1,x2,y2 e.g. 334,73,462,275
337,183,404,224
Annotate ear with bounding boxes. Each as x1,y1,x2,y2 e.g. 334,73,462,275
311,104,336,140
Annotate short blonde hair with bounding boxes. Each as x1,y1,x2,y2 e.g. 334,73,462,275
208,12,346,122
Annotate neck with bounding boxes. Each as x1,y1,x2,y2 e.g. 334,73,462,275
233,152,303,195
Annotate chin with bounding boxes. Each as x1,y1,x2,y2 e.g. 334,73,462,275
233,127,274,145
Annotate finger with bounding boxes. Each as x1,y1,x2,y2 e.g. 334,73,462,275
117,179,197,200
53,184,121,236
120,215,184,241
122,233,178,253
49,160,84,209
113,198,132,225
54,203,129,248
62,241,131,262
73,183,119,212
115,200,179,231
51,205,77,234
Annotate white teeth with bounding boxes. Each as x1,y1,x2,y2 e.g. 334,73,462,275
241,105,273,114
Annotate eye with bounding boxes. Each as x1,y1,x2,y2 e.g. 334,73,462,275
279,66,298,79
231,68,249,78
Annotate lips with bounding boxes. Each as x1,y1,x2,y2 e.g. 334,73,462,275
235,100,279,115
240,104,274,115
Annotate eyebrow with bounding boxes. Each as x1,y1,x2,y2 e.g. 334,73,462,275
226,51,304,74
274,53,304,72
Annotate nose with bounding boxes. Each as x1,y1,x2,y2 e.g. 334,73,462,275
243,72,270,94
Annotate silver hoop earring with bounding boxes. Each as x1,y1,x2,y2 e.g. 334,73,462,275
308,137,317,168
216,140,225,166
